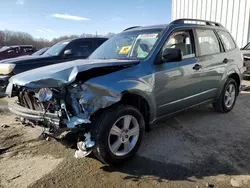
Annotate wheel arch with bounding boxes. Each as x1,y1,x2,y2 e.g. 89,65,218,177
217,69,241,99
120,91,155,131
227,72,241,94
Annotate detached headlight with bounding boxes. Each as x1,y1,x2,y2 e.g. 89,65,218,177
0,64,16,75
37,88,53,102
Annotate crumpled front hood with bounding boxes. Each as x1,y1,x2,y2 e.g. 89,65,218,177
8,59,139,88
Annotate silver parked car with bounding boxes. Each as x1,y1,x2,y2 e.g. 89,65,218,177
241,42,250,78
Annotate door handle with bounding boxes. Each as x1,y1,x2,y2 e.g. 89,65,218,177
223,58,229,63
193,64,202,70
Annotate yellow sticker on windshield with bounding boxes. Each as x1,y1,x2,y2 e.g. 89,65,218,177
119,46,132,54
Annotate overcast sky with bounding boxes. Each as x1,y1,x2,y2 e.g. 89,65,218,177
0,0,172,40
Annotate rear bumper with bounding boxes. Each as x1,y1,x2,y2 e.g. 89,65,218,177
8,101,60,126
0,75,10,93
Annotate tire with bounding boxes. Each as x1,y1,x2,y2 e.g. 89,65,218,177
92,105,145,166
212,78,238,113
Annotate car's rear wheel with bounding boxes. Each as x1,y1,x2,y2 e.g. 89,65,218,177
92,105,145,165
213,78,238,113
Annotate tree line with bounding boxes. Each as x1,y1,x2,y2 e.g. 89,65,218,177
0,30,115,50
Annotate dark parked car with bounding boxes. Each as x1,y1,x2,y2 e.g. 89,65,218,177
0,37,107,92
241,42,250,78
0,45,36,60
7,19,244,165
32,47,50,56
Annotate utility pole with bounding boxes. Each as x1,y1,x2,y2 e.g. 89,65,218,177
96,31,97,37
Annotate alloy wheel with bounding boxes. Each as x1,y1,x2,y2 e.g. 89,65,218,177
224,84,236,108
108,115,140,156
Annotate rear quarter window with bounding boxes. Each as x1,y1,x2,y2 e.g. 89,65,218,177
217,31,236,51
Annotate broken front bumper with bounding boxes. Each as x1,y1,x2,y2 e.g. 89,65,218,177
8,101,60,126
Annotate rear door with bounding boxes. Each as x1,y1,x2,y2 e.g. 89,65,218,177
194,28,227,100
217,30,240,70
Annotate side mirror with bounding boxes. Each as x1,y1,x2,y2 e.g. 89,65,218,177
161,48,183,63
64,49,72,57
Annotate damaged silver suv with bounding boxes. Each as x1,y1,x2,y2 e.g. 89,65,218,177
6,19,244,165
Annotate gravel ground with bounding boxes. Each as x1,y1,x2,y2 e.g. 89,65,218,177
1,82,250,188
0,98,7,110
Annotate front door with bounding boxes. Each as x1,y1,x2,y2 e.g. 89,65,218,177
154,29,204,117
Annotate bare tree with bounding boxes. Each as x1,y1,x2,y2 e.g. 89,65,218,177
0,30,116,50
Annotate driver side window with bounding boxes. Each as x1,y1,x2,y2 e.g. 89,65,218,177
163,30,195,59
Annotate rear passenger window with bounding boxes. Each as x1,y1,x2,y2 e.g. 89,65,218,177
217,31,236,51
196,29,220,56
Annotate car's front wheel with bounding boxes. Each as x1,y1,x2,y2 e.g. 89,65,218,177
92,105,145,165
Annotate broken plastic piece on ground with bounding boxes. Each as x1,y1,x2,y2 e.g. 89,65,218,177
74,149,92,158
77,136,95,151
1,124,9,128
74,132,95,158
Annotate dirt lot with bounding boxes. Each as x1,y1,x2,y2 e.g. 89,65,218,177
1,82,250,188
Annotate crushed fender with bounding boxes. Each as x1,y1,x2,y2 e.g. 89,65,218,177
67,82,121,128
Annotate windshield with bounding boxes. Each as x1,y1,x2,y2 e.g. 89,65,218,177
43,41,69,56
89,29,163,60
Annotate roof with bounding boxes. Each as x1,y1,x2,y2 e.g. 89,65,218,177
123,24,168,32
58,37,108,44
124,19,227,32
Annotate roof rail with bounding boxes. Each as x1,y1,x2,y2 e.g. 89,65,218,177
170,19,223,27
123,26,141,31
